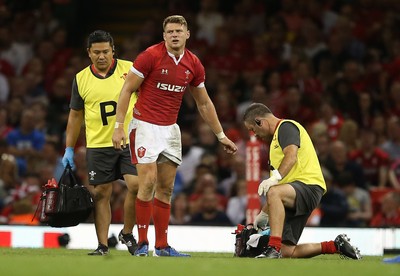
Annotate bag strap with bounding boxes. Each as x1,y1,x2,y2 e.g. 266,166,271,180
32,192,45,222
59,164,82,188
68,165,81,187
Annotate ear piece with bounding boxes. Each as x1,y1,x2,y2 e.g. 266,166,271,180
255,119,261,126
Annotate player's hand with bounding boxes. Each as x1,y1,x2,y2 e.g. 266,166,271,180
219,137,238,154
62,147,75,170
112,128,127,150
257,170,282,196
254,210,269,231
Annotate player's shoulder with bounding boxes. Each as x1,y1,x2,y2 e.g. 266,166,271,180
143,42,165,57
183,48,204,74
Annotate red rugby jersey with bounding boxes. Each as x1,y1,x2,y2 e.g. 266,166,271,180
131,42,205,125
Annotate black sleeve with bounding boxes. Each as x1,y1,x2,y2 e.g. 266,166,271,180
278,121,300,149
70,77,84,110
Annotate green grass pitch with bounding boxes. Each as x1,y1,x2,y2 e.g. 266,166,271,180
0,248,398,276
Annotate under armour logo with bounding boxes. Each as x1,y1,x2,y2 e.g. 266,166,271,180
138,225,147,229
161,69,168,75
89,170,96,180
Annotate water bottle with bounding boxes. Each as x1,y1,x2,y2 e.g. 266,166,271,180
44,178,58,214
39,192,49,222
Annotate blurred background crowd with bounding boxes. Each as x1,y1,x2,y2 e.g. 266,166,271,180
0,0,400,229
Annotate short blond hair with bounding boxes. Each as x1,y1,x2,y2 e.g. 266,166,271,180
163,15,188,30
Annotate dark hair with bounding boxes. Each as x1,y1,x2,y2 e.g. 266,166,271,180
243,103,272,123
87,30,114,50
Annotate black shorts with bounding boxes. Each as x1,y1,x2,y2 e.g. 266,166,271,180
282,181,324,245
86,146,137,185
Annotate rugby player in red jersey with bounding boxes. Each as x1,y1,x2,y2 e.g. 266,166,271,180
112,15,237,257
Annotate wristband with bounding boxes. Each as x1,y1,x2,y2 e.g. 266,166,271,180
216,131,226,141
114,122,124,129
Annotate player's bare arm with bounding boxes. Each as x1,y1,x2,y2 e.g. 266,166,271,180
112,70,143,150
65,109,84,147
190,86,238,154
277,144,298,177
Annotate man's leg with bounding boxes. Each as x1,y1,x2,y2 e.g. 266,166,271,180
123,174,139,233
256,184,297,258
92,183,113,246
135,162,157,247
266,185,297,251
151,160,189,257
118,174,139,254
282,243,324,258
153,161,176,249
281,236,361,259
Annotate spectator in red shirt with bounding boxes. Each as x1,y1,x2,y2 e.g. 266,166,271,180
318,100,344,141
329,78,358,120
349,128,389,189
265,16,291,67
189,186,232,226
370,191,400,227
371,113,388,147
341,59,367,93
338,119,360,152
283,59,324,108
278,84,315,128
204,28,241,79
243,36,277,86
325,140,366,190
353,91,382,129
188,172,227,215
264,70,286,115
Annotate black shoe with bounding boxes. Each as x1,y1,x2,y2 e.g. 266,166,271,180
255,246,282,259
334,234,362,260
88,244,109,256
118,230,138,255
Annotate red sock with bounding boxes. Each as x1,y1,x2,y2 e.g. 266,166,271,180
321,241,337,254
268,236,282,251
153,198,171,249
136,198,152,244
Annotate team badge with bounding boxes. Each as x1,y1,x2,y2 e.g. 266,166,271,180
185,70,190,79
137,146,146,158
89,170,96,181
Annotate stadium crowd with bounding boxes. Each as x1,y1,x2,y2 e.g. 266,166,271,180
0,0,400,229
